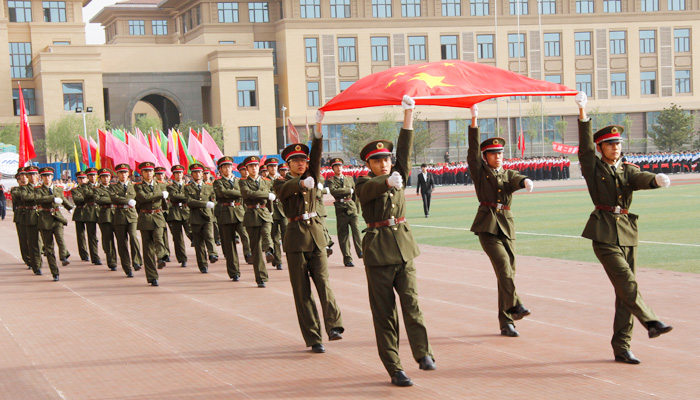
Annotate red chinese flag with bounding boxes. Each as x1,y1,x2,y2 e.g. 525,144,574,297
78,135,90,166
17,83,36,167
517,130,526,158
287,118,300,144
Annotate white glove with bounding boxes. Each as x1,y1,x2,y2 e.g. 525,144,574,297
524,178,534,192
316,110,325,124
470,104,479,118
387,171,403,189
575,91,588,108
268,192,277,201
402,95,415,110
162,191,169,199
69,209,74,214
655,173,671,188
350,188,354,195
54,197,63,204
303,177,315,189
127,199,137,207
205,201,215,209
317,182,324,190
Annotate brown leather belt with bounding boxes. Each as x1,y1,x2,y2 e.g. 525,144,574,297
171,202,186,207
247,204,266,209
367,216,406,228
100,205,114,209
335,198,353,203
139,209,162,214
288,211,318,222
40,208,60,212
480,202,511,211
114,205,131,209
221,202,242,207
595,205,629,214
20,206,37,210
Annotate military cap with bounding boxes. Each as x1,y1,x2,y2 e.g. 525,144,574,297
203,168,212,174
115,163,130,173
76,171,87,178
139,161,155,171
360,140,393,162
39,166,55,175
217,156,234,167
264,157,279,166
237,163,246,171
171,164,186,173
154,166,166,173
17,167,27,175
189,163,205,172
25,166,39,174
480,137,506,153
594,125,624,145
330,158,344,167
281,144,310,162
278,162,289,171
98,168,112,176
241,155,261,167
85,167,98,175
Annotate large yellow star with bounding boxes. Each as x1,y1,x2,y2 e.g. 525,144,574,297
385,79,397,88
394,72,407,77
408,72,454,89
443,62,455,67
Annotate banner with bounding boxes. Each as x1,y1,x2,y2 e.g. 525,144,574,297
552,142,578,154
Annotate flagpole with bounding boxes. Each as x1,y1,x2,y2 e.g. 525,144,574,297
538,0,545,156
281,105,288,149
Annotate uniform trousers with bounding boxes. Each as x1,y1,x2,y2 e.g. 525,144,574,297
219,222,241,278
286,246,343,346
140,226,165,284
236,223,252,256
245,224,271,284
592,241,659,354
114,222,142,272
319,216,334,248
24,224,43,272
168,220,191,264
190,221,216,271
336,210,362,263
98,222,118,268
271,218,287,265
478,231,522,329
16,222,30,266
162,225,171,258
76,221,100,262
40,222,68,276
365,260,432,376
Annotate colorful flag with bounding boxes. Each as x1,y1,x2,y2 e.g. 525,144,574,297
105,131,129,165
73,142,81,173
159,130,168,155
167,129,180,166
127,133,157,169
17,83,36,167
78,135,90,166
89,137,99,165
151,132,172,177
287,118,300,144
187,131,216,170
177,130,192,168
517,129,526,158
201,127,224,160
112,129,126,142
552,142,578,154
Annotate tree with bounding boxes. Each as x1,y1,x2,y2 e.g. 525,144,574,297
134,114,163,134
341,112,398,160
0,124,20,147
173,120,225,151
589,107,614,132
411,112,439,164
647,104,695,151
524,104,544,156
450,116,469,162
555,119,568,144
45,114,104,162
622,114,633,152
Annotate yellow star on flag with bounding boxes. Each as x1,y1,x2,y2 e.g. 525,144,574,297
394,72,407,77
408,72,454,89
443,62,455,67
385,79,397,88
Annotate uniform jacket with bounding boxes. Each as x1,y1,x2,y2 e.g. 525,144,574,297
11,185,24,224
134,180,168,230
240,177,274,227
415,172,435,195
328,174,359,216
183,181,215,225
467,126,527,239
71,183,99,223
18,184,39,226
94,184,114,224
356,128,420,267
268,176,287,220
578,119,658,246
213,176,245,225
273,136,326,252
166,180,190,222
34,184,74,230
110,181,138,225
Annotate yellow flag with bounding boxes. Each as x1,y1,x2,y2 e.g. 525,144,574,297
73,142,81,172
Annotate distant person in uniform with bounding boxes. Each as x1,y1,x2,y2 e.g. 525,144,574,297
35,167,74,281
213,157,247,281
133,162,169,286
415,163,435,218
184,163,219,274
166,165,192,268
155,166,172,263
95,168,119,272
110,164,143,274
327,157,363,266
236,163,253,265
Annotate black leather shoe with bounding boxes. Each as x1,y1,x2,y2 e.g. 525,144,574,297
311,343,325,353
215,240,222,246
164,256,171,262
61,259,70,266
157,259,166,269
126,271,134,278
326,247,333,257
647,321,673,338
109,266,117,271
235,237,240,244
329,328,343,341
208,255,218,264
245,254,253,264
265,250,274,264
391,371,413,387
34,270,43,276
500,324,519,337
200,266,208,274
81,257,90,262
358,251,363,259
232,274,240,282
180,261,187,268
150,280,159,286
509,305,531,321
418,355,436,370
344,261,355,267
614,350,641,364
257,281,266,288
52,274,59,281
133,264,142,271
92,259,102,265
275,264,283,270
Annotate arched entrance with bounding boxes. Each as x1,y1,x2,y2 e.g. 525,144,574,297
138,94,181,131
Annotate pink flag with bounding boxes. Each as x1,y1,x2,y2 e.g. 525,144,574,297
201,127,224,160
136,128,149,148
287,118,300,144
128,133,157,169
104,131,130,165
151,133,173,177
187,131,216,170
88,137,99,160
167,129,180,166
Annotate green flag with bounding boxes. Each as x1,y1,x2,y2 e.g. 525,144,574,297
112,129,126,142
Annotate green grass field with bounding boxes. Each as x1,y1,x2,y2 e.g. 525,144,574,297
326,182,700,273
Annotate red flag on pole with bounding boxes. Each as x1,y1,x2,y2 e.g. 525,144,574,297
17,83,36,167
287,118,300,144
78,135,90,166
517,130,526,158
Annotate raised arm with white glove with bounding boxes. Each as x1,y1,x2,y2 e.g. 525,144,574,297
315,111,324,139
655,173,671,188
268,192,277,201
575,91,588,108
523,178,534,192
162,191,169,199
54,197,63,204
302,176,315,189
387,171,403,189
402,95,415,110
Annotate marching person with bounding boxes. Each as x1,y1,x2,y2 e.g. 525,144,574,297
95,168,119,273
415,163,436,218
183,163,219,273
355,96,435,387
166,165,192,268
133,162,169,286
155,166,172,263
204,168,222,246
467,104,534,338
11,169,30,268
72,169,101,265
18,166,44,275
110,164,143,274
272,112,344,353
315,176,334,258
237,163,253,264
213,157,246,281
327,157,363,267
265,157,287,270
575,92,673,364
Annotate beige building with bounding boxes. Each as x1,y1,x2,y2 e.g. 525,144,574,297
3,0,699,162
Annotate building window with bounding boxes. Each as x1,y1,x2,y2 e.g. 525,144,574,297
603,0,620,12
610,73,627,96
53,41,70,45
538,0,555,14
545,75,562,98
639,30,656,54
442,0,461,16
640,71,657,95
477,118,496,141
8,1,32,22
371,37,389,61
477,35,494,59
675,70,690,93
372,0,392,17
300,0,321,18
218,3,239,22
576,74,592,96
249,2,269,22
508,34,525,58
471,0,489,15
402,0,421,17
237,80,257,107
322,124,351,152
151,20,168,35
128,20,145,35
668,0,685,10
510,0,528,15
330,0,351,17
575,0,593,13
575,32,591,56
63,82,84,111
239,127,259,151
544,33,560,57
641,0,658,11
609,31,626,55
305,38,318,63
339,81,355,92
408,36,426,61
307,82,320,106
219,41,236,44
254,41,277,74
12,88,37,116
674,29,690,52
43,1,66,22
9,42,32,79
338,37,357,62
441,35,458,60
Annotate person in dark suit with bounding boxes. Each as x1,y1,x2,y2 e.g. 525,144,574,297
415,163,435,218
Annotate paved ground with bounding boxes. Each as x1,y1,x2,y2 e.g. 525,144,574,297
1,177,698,399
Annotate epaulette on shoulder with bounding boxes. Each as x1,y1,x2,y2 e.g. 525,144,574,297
185,182,193,186
240,177,247,180
215,177,223,180
135,181,144,184
624,162,640,169
262,177,271,181
205,182,213,185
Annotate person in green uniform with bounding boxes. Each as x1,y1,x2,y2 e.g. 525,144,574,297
213,157,246,281
236,163,253,264
166,165,192,268
34,167,74,281
11,169,30,268
134,161,169,286
272,114,344,353
467,104,534,338
239,156,275,287
355,96,435,387
110,164,143,274
155,166,172,263
95,168,119,273
327,158,363,267
575,92,673,364
315,176,334,258
72,168,102,265
183,163,218,273
18,166,44,275
265,157,287,270
204,168,222,246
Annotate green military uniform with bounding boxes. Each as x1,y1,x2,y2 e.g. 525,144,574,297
213,157,246,280
155,167,171,262
265,158,287,270
71,170,101,264
355,127,433,379
11,173,30,268
134,162,169,285
34,168,74,280
327,159,363,266
18,167,43,274
273,140,344,350
183,163,218,273
315,176,334,256
110,165,143,273
467,128,531,334
236,163,253,264
166,165,192,268
94,170,118,270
